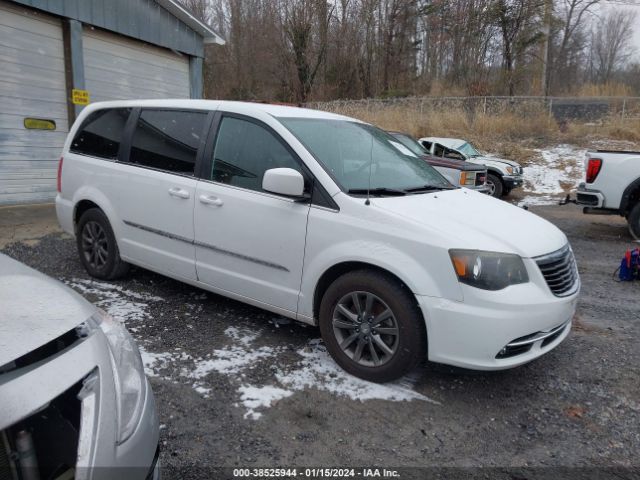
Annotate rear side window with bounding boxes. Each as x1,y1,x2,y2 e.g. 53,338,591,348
128,109,208,175
71,108,131,159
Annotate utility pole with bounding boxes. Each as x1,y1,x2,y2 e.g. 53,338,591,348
540,0,553,96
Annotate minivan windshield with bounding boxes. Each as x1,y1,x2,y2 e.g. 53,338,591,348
280,118,452,195
389,133,428,157
458,142,481,158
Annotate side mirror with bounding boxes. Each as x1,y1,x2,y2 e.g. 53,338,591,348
262,168,306,198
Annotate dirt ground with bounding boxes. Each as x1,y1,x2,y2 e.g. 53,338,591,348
1,202,639,479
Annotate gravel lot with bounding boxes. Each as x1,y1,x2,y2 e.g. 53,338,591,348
1,203,639,478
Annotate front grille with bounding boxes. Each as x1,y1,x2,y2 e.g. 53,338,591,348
535,245,579,297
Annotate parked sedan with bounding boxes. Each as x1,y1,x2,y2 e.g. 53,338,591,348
388,131,488,193
0,254,159,480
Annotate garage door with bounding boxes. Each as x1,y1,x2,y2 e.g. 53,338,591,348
83,29,190,103
0,2,68,205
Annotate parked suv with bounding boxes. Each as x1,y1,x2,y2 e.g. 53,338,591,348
57,100,579,382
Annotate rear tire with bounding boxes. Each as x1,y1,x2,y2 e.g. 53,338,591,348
318,270,427,383
628,202,640,240
486,173,504,198
76,208,129,280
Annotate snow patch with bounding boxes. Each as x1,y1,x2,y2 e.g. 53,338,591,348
238,385,294,420
187,327,437,419
66,278,162,324
190,346,277,377
276,341,436,404
520,145,586,202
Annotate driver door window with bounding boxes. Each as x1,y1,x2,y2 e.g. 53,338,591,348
211,116,303,193
443,147,465,161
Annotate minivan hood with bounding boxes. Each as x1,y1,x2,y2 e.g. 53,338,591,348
373,189,566,257
0,254,94,367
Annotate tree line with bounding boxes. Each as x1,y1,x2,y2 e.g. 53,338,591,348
178,0,640,102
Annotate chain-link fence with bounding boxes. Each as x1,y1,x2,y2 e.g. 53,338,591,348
306,96,640,124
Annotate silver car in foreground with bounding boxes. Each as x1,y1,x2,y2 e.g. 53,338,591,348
0,254,159,480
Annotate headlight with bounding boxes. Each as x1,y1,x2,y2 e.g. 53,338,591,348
88,309,146,444
449,250,529,290
505,167,514,175
459,172,476,186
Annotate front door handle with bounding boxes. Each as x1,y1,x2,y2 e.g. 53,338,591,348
168,187,190,199
199,194,224,207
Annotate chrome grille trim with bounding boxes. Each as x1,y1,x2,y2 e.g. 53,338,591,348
534,244,579,297
506,320,570,347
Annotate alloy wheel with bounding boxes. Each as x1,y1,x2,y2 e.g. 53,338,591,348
81,221,109,270
332,291,399,367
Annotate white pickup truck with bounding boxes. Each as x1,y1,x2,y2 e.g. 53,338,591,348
575,150,640,239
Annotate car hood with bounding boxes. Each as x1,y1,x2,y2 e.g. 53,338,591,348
373,188,566,257
472,155,521,168
0,254,94,367
423,155,485,172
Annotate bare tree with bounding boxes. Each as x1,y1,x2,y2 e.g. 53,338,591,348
591,9,637,83
281,0,333,102
492,0,545,96
177,0,213,24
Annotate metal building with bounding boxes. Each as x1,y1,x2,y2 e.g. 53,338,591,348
0,0,224,205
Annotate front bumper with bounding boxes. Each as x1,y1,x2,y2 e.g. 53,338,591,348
502,175,524,189
0,329,159,480
417,258,579,370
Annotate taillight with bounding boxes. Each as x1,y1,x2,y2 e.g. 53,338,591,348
586,158,602,184
57,157,63,193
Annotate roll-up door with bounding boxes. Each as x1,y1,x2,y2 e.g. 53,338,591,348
0,2,68,205
83,28,190,103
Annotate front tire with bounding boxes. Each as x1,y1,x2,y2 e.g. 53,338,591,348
628,202,640,240
319,270,427,383
486,173,504,198
76,208,129,280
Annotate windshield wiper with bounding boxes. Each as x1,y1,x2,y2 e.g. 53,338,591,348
404,184,457,193
348,187,407,196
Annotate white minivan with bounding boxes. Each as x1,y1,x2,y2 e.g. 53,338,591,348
56,100,579,382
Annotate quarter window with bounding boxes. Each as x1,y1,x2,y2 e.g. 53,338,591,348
128,109,207,175
70,108,130,159
210,116,302,193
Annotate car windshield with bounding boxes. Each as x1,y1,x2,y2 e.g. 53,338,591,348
390,133,428,156
280,118,451,194
458,142,481,157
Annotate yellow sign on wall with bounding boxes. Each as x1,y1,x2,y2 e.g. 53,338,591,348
72,89,90,105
